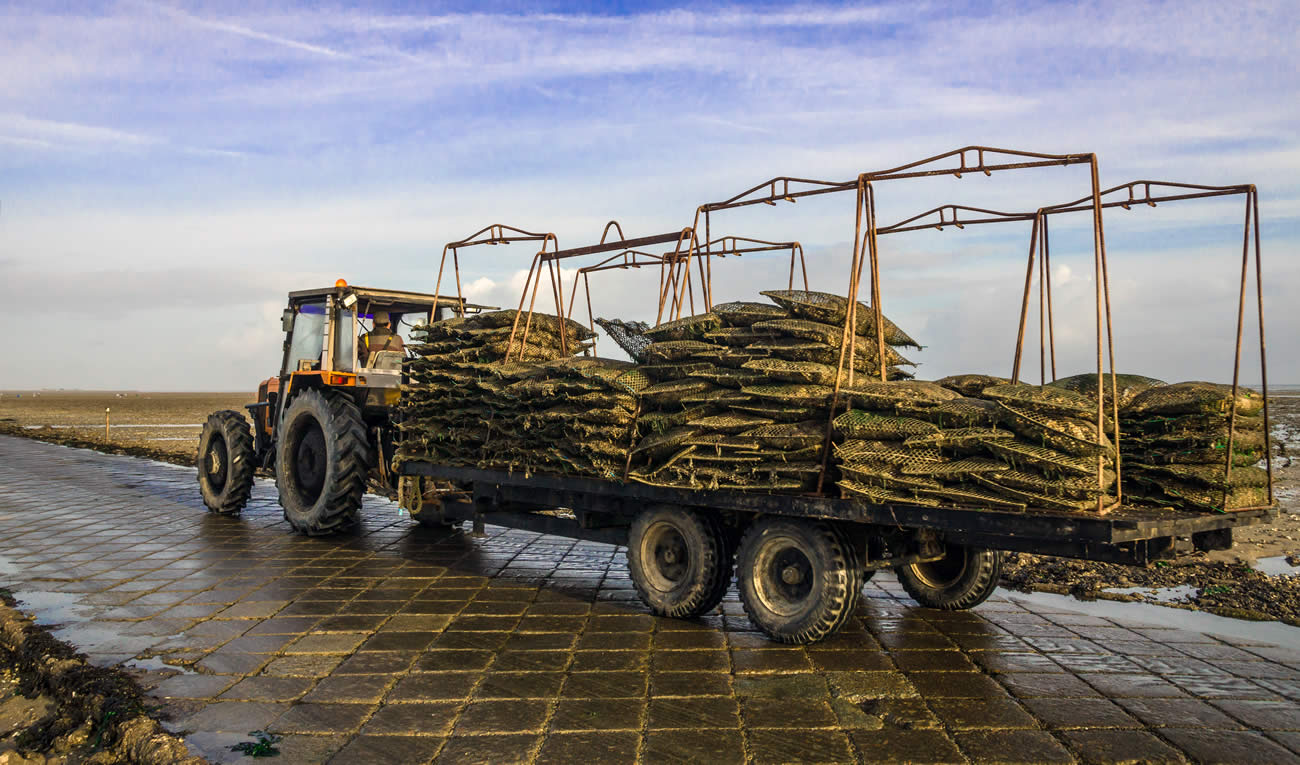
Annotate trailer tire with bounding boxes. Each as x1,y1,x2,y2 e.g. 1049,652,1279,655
628,506,732,619
736,518,861,644
275,389,371,536
895,543,1002,610
197,410,256,515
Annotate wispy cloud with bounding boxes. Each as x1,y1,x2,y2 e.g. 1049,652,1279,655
131,0,357,60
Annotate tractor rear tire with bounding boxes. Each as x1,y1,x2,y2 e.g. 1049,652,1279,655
197,410,256,515
275,389,371,535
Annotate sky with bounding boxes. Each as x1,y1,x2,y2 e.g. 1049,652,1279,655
1,0,1297,391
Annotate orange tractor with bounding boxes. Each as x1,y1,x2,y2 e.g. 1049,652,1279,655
196,283,475,534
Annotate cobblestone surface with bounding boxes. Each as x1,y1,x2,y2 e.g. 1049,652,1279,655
0,435,1298,764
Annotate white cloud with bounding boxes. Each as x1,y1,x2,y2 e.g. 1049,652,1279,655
0,0,1297,389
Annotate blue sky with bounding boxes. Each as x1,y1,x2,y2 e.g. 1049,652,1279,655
1,0,1297,390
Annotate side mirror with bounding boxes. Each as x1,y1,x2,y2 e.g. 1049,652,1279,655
282,309,296,333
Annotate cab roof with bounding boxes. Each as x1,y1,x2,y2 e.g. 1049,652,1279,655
286,285,479,311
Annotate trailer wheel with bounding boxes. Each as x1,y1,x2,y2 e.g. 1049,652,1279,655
197,410,256,515
275,389,371,535
411,498,468,529
736,518,861,644
628,507,731,618
895,543,1002,610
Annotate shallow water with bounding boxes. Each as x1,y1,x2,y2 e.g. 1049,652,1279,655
1006,589,1300,648
1102,583,1200,602
1254,555,1300,577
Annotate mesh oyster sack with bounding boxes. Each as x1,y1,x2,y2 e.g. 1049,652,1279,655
1118,380,1270,512
934,374,1010,398
1047,373,1166,409
760,290,921,348
1124,381,1264,418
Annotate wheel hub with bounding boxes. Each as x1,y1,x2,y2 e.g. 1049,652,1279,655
205,437,228,490
753,535,816,618
290,419,327,504
640,521,691,593
910,544,968,589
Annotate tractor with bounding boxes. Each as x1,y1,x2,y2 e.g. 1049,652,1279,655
196,282,475,534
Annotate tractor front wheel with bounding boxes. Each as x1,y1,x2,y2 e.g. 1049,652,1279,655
275,389,371,535
197,410,256,515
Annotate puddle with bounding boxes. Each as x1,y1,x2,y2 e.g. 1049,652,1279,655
49,624,162,659
14,591,96,626
1004,589,1300,648
0,552,21,582
1102,584,1199,602
124,656,195,674
1253,556,1300,577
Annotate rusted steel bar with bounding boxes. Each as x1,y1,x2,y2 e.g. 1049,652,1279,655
864,146,1091,182
583,271,597,357
1011,212,1042,384
704,210,713,308
1224,192,1253,500
703,147,1090,213
598,220,626,245
547,257,569,355
544,232,683,262
1038,221,1046,386
1097,193,1121,505
655,228,695,325
877,204,1034,235
818,178,869,495
1043,216,1057,381
862,182,886,383
703,177,854,212
1088,156,1107,510
445,222,554,249
1253,189,1273,505
1041,180,1254,215
877,184,1258,236
507,253,542,360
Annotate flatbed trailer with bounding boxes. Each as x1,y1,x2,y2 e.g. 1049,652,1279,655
396,461,1274,643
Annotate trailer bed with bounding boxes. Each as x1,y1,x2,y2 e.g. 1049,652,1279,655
399,462,1272,566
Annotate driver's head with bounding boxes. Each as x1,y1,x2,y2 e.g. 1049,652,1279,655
373,310,390,328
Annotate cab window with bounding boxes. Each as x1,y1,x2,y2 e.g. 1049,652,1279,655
287,303,326,371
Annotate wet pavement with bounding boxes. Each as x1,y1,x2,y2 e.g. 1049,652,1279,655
0,434,1298,764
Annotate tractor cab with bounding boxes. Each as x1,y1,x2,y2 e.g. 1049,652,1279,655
277,282,467,405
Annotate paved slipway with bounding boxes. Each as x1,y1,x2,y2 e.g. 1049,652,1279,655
0,435,1298,765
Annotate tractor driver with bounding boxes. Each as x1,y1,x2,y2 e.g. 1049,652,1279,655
360,310,405,366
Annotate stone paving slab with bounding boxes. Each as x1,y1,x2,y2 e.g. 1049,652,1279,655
0,435,1298,764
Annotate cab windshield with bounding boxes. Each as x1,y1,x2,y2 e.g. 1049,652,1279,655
287,303,326,370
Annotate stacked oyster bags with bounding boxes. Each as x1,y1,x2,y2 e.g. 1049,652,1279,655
627,291,920,491
396,310,646,478
1120,381,1270,511
833,379,1120,512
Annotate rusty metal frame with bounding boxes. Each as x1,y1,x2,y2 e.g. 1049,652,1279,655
431,223,574,361
870,179,1271,511
699,146,1120,507
564,248,669,357
657,233,811,320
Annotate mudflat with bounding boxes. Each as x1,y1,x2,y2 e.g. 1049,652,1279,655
0,391,255,462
